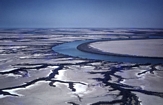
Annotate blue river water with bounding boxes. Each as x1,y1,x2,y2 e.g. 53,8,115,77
52,40,163,64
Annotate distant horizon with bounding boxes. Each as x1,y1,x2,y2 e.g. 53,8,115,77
0,27,163,29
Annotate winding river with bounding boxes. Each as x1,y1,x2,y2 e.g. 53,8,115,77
52,39,163,64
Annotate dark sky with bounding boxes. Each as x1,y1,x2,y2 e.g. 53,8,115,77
0,0,163,28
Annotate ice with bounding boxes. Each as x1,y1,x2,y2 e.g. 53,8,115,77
89,39,163,58
0,28,163,105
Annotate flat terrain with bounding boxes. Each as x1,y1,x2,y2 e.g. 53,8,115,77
89,39,163,58
0,28,163,105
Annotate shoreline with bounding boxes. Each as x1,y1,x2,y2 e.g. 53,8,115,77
77,39,163,59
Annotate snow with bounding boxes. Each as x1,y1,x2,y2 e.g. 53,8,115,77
89,39,163,58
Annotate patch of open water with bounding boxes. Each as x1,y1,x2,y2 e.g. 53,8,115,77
52,39,163,64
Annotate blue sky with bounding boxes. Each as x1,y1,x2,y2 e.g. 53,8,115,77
0,0,163,28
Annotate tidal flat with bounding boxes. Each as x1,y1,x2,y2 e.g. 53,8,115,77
0,28,163,105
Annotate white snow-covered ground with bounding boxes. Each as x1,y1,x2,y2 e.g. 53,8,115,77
89,39,163,58
0,28,163,105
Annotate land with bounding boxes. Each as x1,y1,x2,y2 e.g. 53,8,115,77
78,39,163,58
89,39,163,58
0,28,163,105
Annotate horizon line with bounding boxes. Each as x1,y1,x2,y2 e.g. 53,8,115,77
0,27,163,29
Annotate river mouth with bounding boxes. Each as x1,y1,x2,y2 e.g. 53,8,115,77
52,39,163,64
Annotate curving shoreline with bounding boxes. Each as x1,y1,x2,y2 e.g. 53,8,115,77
77,39,163,59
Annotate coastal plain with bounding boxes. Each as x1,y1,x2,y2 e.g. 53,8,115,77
0,28,163,105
